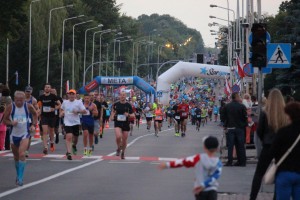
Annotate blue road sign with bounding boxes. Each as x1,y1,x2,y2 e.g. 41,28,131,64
157,91,163,97
249,63,272,74
232,84,240,93
243,63,252,77
267,43,291,68
248,32,271,44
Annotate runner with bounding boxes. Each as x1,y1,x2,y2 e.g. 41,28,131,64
178,98,189,137
201,105,208,126
154,103,164,137
172,99,181,137
195,104,202,132
3,91,38,186
135,105,142,129
128,101,136,136
144,103,153,132
50,88,63,144
109,91,134,159
89,92,101,147
38,83,61,154
81,94,98,156
60,89,87,160
166,103,173,128
98,95,109,138
24,86,39,158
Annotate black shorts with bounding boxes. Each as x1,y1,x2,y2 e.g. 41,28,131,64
114,122,130,132
135,115,141,120
129,121,134,124
146,117,152,122
180,117,188,122
40,116,56,128
81,124,94,134
64,125,80,136
54,116,60,127
154,120,163,123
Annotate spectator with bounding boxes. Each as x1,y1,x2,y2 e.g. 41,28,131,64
270,102,300,200
249,88,289,200
222,92,248,166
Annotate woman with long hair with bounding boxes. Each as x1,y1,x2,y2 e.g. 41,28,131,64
249,88,289,200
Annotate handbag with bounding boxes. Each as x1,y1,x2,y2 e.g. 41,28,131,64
264,133,300,184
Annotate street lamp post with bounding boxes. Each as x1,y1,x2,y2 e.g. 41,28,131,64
72,20,93,88
157,44,165,80
60,14,84,96
46,4,73,83
113,36,130,76
131,40,146,76
99,29,116,77
91,29,112,80
83,24,103,86
28,0,41,86
117,39,133,76
135,41,150,76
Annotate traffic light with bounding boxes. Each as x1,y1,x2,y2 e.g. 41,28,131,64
196,54,204,63
250,23,267,68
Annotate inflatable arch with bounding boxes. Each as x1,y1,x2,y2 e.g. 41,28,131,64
78,76,156,98
156,61,230,105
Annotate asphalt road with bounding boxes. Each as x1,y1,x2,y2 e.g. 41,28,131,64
0,120,274,200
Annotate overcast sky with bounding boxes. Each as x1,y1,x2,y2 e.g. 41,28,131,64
116,0,284,47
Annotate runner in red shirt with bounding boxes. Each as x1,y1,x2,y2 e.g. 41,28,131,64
177,98,189,137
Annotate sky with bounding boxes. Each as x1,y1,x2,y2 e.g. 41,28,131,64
115,0,285,47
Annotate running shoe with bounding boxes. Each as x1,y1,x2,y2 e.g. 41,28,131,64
100,134,103,138
88,149,92,156
66,152,72,160
175,132,180,137
121,152,125,159
16,178,23,186
91,145,94,151
181,133,186,137
25,151,29,158
50,143,55,152
72,145,77,155
83,149,88,156
116,148,121,156
55,133,59,144
94,135,98,144
43,147,48,155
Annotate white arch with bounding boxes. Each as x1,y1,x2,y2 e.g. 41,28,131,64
156,61,230,105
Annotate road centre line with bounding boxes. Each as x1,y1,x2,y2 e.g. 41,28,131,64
0,127,174,198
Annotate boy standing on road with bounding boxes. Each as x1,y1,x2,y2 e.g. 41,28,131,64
159,136,222,200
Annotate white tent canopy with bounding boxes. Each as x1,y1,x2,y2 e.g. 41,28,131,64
156,61,230,105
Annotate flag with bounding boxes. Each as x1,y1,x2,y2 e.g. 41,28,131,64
65,80,69,93
15,71,18,85
236,53,245,78
224,77,231,96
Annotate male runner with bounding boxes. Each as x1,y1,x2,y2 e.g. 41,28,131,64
109,91,134,159
38,83,61,154
3,91,38,186
177,98,189,137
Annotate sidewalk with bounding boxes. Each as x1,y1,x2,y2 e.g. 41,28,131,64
216,132,274,200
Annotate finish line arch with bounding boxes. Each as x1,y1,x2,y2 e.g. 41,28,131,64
78,76,156,98
156,61,230,105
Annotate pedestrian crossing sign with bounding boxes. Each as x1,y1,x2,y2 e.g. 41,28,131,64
267,43,291,68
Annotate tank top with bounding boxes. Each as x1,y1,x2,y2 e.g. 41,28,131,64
154,108,163,120
11,103,30,137
81,103,94,126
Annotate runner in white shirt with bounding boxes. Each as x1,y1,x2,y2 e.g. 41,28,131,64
60,89,86,160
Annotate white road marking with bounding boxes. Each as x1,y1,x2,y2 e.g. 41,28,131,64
50,160,83,162
0,127,175,198
109,161,141,164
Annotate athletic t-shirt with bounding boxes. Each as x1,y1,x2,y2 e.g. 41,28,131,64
113,102,133,122
178,103,189,118
38,93,58,118
61,99,85,126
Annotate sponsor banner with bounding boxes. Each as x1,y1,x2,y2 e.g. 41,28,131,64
101,77,134,85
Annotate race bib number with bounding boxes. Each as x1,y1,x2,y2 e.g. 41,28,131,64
83,109,90,116
66,109,73,115
167,111,171,114
117,114,126,121
135,113,140,116
197,115,201,118
146,113,152,118
55,109,58,115
155,116,163,120
16,116,27,124
181,112,187,117
43,106,51,112
175,116,180,120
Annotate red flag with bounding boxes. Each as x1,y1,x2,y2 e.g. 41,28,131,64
236,53,245,78
224,77,231,96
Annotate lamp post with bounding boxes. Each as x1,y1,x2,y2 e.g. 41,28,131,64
99,29,116,77
46,4,73,83
83,24,103,86
131,39,146,76
135,41,151,76
104,43,109,76
117,39,133,76
72,20,93,88
113,36,130,76
28,0,40,86
91,29,113,80
60,14,84,97
157,44,165,80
